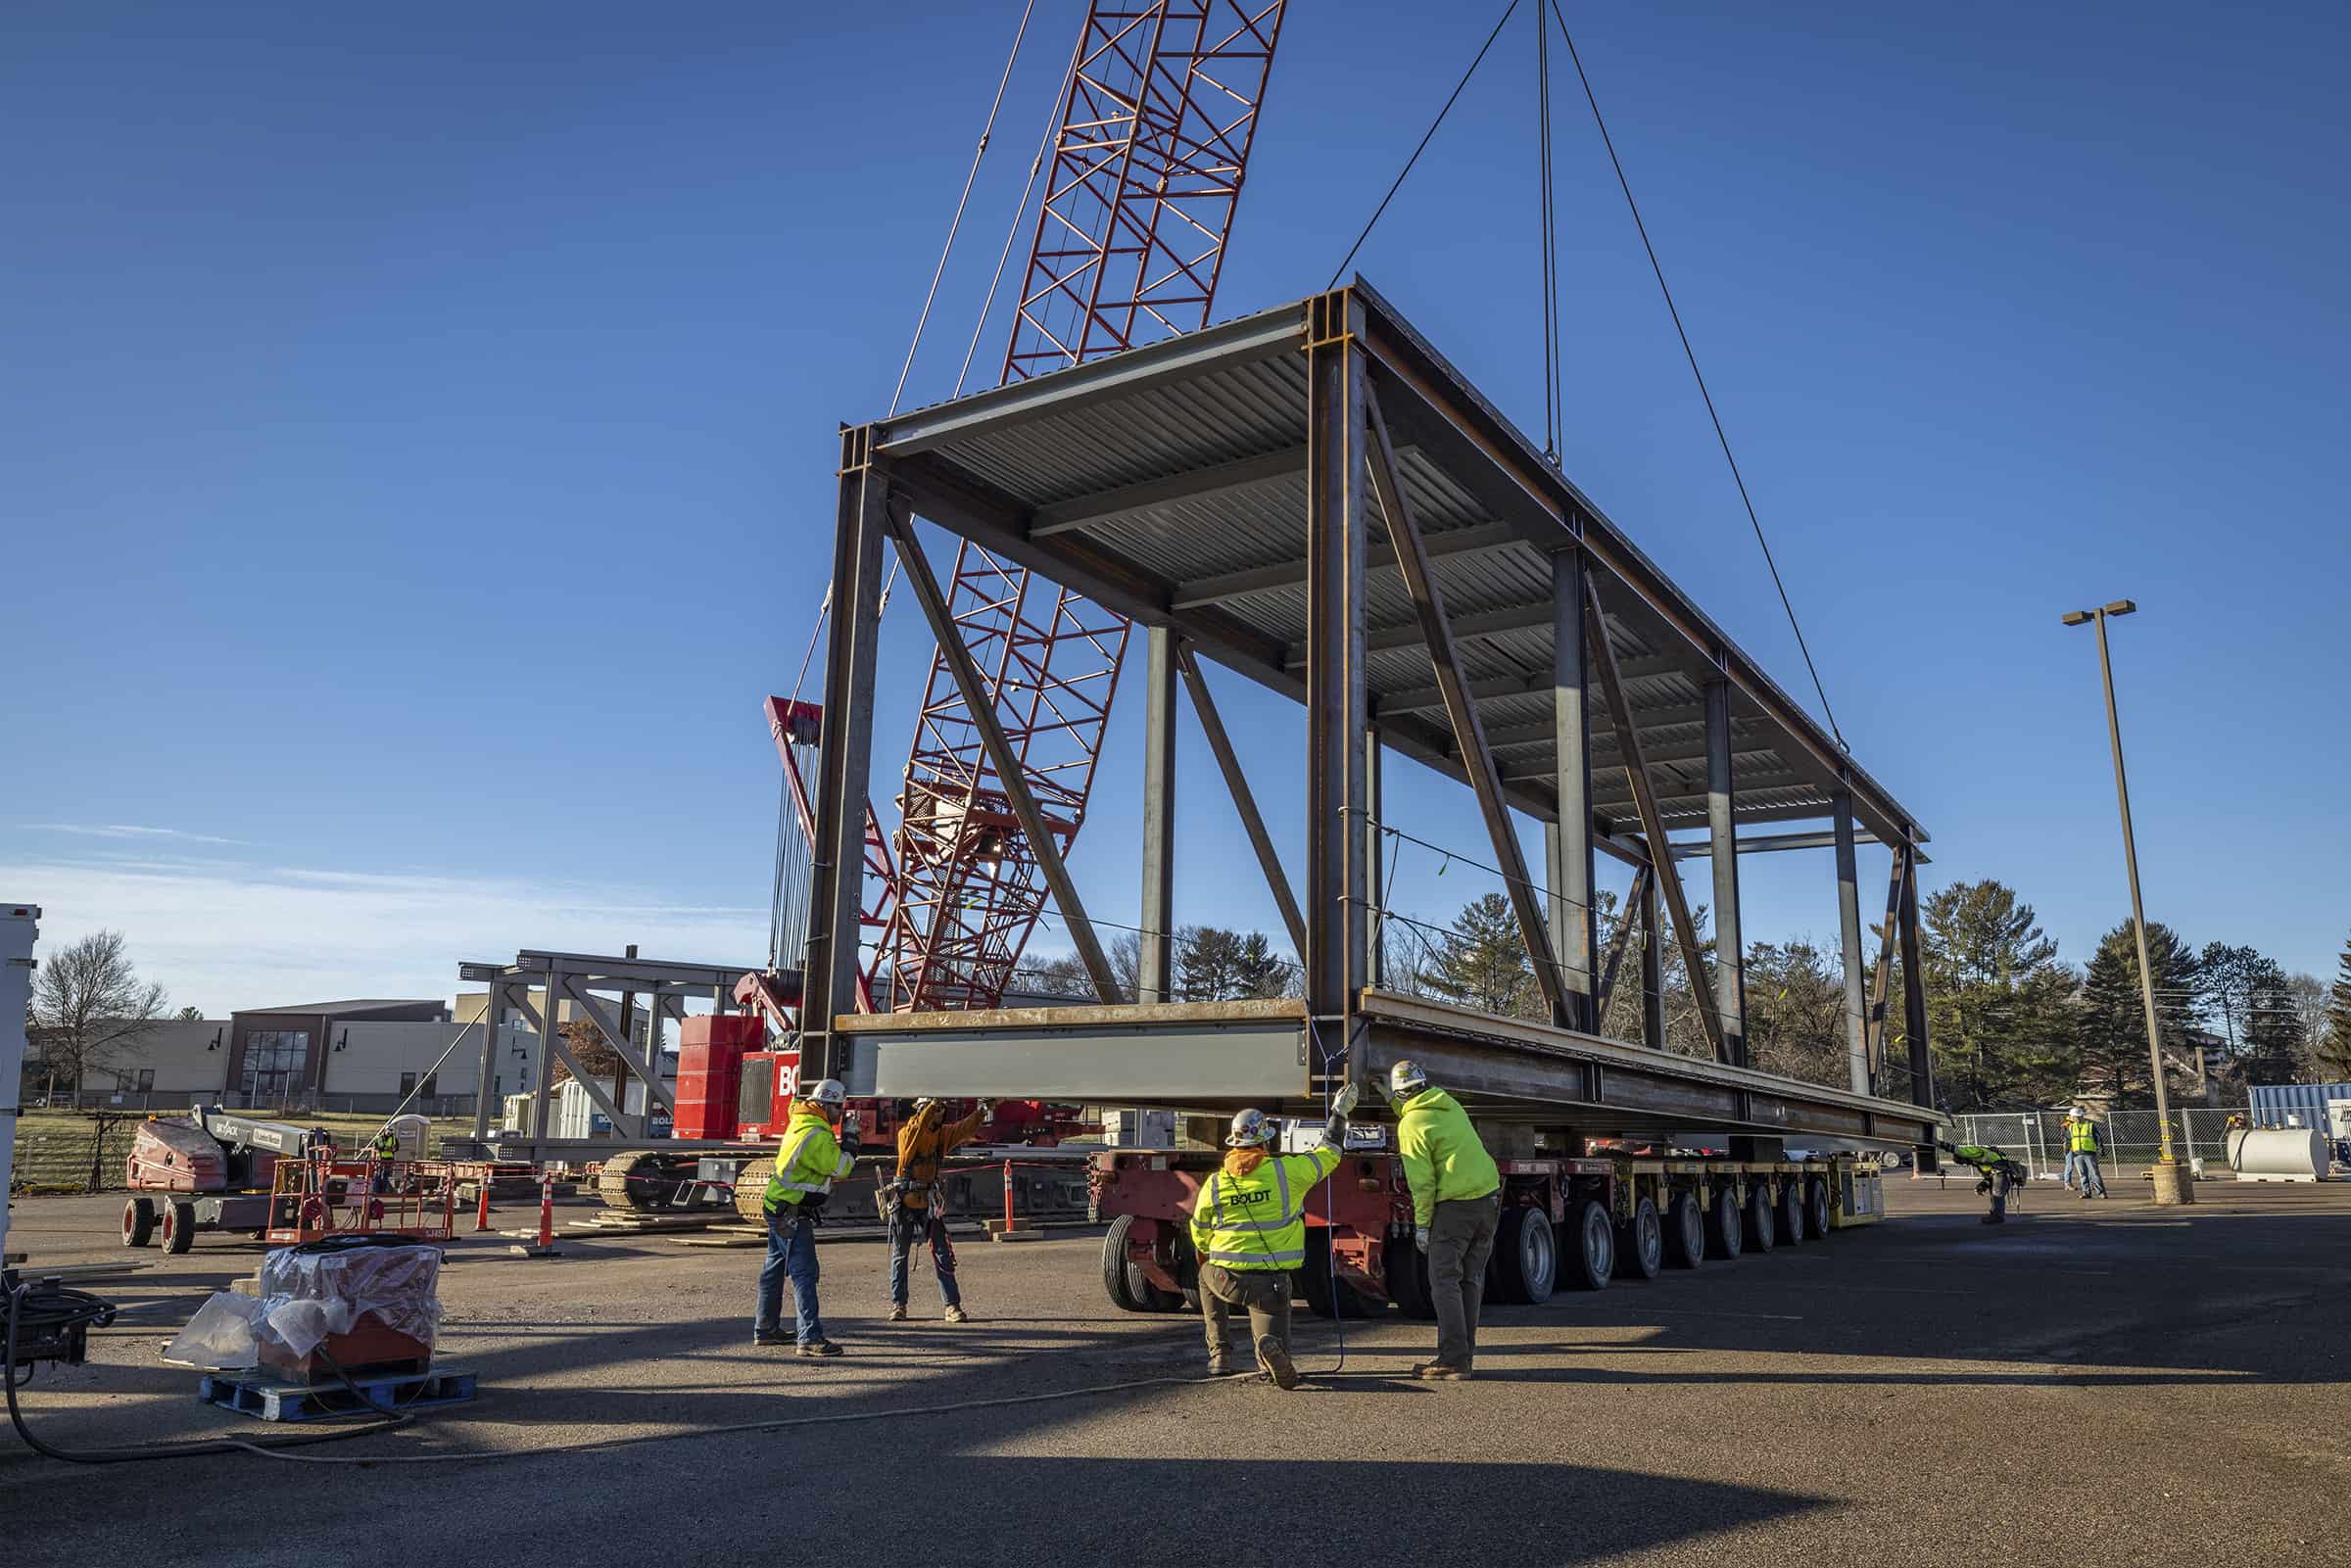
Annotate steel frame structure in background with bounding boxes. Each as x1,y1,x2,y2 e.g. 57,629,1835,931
458,949,754,1159
886,0,1289,1015
798,283,1943,1154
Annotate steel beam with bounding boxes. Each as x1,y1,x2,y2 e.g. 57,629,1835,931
1706,679,1747,1067
1834,791,1871,1096
1595,863,1650,1019
1865,849,1909,1084
1585,574,1727,1061
1173,521,1520,610
1303,290,1370,1080
884,503,1124,1004
466,976,504,1140
802,427,890,1078
1374,659,1685,723
560,976,678,1117
1365,382,1569,1025
1176,642,1308,960
1367,722,1385,987
1032,446,1306,539
1139,627,1177,1004
1548,549,1597,1030
1283,599,1557,672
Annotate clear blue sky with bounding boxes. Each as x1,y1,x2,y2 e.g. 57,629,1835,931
5,1,2345,1014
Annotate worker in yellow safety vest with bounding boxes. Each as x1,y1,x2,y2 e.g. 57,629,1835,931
1389,1060,1502,1380
753,1078,861,1355
1186,1083,1361,1389
2063,1107,2109,1199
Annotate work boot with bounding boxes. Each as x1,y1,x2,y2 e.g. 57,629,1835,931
796,1339,844,1358
887,1304,908,1321
1255,1335,1299,1391
1205,1357,1234,1377
943,1305,969,1324
753,1327,789,1348
1413,1361,1471,1381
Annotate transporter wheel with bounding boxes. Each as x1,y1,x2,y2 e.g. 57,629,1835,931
1703,1186,1744,1261
1743,1183,1777,1254
1663,1192,1705,1269
1775,1180,1806,1247
1299,1228,1376,1319
121,1197,156,1248
1489,1205,1558,1304
1803,1177,1832,1239
1615,1196,1663,1281
162,1200,197,1255
1385,1226,1438,1320
1556,1201,1607,1294
1100,1213,1148,1312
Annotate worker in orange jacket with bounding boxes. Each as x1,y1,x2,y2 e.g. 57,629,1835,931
886,1097,993,1322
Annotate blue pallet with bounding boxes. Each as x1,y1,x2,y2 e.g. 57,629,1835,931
197,1364,477,1423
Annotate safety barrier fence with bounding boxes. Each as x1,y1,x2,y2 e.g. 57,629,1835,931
1946,1109,2278,1182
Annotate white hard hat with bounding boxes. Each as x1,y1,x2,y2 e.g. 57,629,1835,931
1388,1061,1428,1099
808,1079,847,1110
1224,1108,1278,1148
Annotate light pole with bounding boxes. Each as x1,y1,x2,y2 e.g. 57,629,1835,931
2061,599,2193,1204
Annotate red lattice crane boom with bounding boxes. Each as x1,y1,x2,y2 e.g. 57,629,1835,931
884,0,1289,1011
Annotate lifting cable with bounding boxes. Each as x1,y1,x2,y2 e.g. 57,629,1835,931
1326,0,1522,289
1544,0,1846,748
886,0,1039,416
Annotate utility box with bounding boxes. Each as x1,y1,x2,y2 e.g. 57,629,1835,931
675,1014,763,1140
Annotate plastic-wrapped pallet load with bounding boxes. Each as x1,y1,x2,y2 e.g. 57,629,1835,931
165,1235,443,1380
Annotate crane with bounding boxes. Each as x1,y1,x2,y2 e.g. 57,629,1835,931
787,1,1292,1016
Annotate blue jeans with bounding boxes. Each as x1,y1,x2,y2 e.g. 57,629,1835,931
755,1206,825,1344
2062,1151,2082,1190
888,1210,961,1308
2073,1152,2107,1197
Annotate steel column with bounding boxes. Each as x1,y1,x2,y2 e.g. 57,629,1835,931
1367,723,1386,987
1897,852,1935,1112
1176,642,1307,961
469,983,503,1140
1833,791,1871,1095
1139,626,1177,1003
1865,849,1910,1083
803,427,889,1080
1364,382,1568,1024
1640,864,1666,1050
1548,548,1597,1030
1303,290,1370,1084
530,960,560,1145
1705,679,1747,1067
884,503,1123,1003
1585,575,1728,1061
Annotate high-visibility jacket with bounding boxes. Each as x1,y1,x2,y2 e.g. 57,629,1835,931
894,1104,986,1212
1395,1087,1501,1227
2066,1118,2100,1154
764,1107,855,1212
1188,1146,1343,1271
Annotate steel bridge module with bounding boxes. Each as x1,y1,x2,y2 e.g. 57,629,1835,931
801,280,1945,1156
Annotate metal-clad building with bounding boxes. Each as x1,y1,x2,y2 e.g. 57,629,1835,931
2248,1082,2351,1131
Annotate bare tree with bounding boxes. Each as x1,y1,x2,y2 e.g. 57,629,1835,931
31,930,168,1101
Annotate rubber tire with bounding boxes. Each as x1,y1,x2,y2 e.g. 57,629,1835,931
1704,1186,1744,1261
1663,1192,1705,1269
1386,1226,1439,1320
163,1200,197,1256
1803,1176,1832,1240
122,1197,156,1248
1743,1182,1777,1254
1775,1180,1806,1247
1299,1227,1375,1319
1101,1213,1148,1312
1494,1204,1561,1304
1615,1196,1663,1281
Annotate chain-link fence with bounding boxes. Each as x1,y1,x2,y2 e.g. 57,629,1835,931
1949,1109,2244,1180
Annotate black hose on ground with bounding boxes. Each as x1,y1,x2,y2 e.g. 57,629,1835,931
4,1275,411,1464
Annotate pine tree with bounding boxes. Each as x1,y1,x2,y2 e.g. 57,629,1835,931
2321,932,2351,1081
1742,939,1847,1086
2077,919,2202,1108
1418,893,1535,1017
1920,880,2078,1110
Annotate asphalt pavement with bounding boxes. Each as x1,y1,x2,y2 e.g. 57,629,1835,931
5,1177,2347,1567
